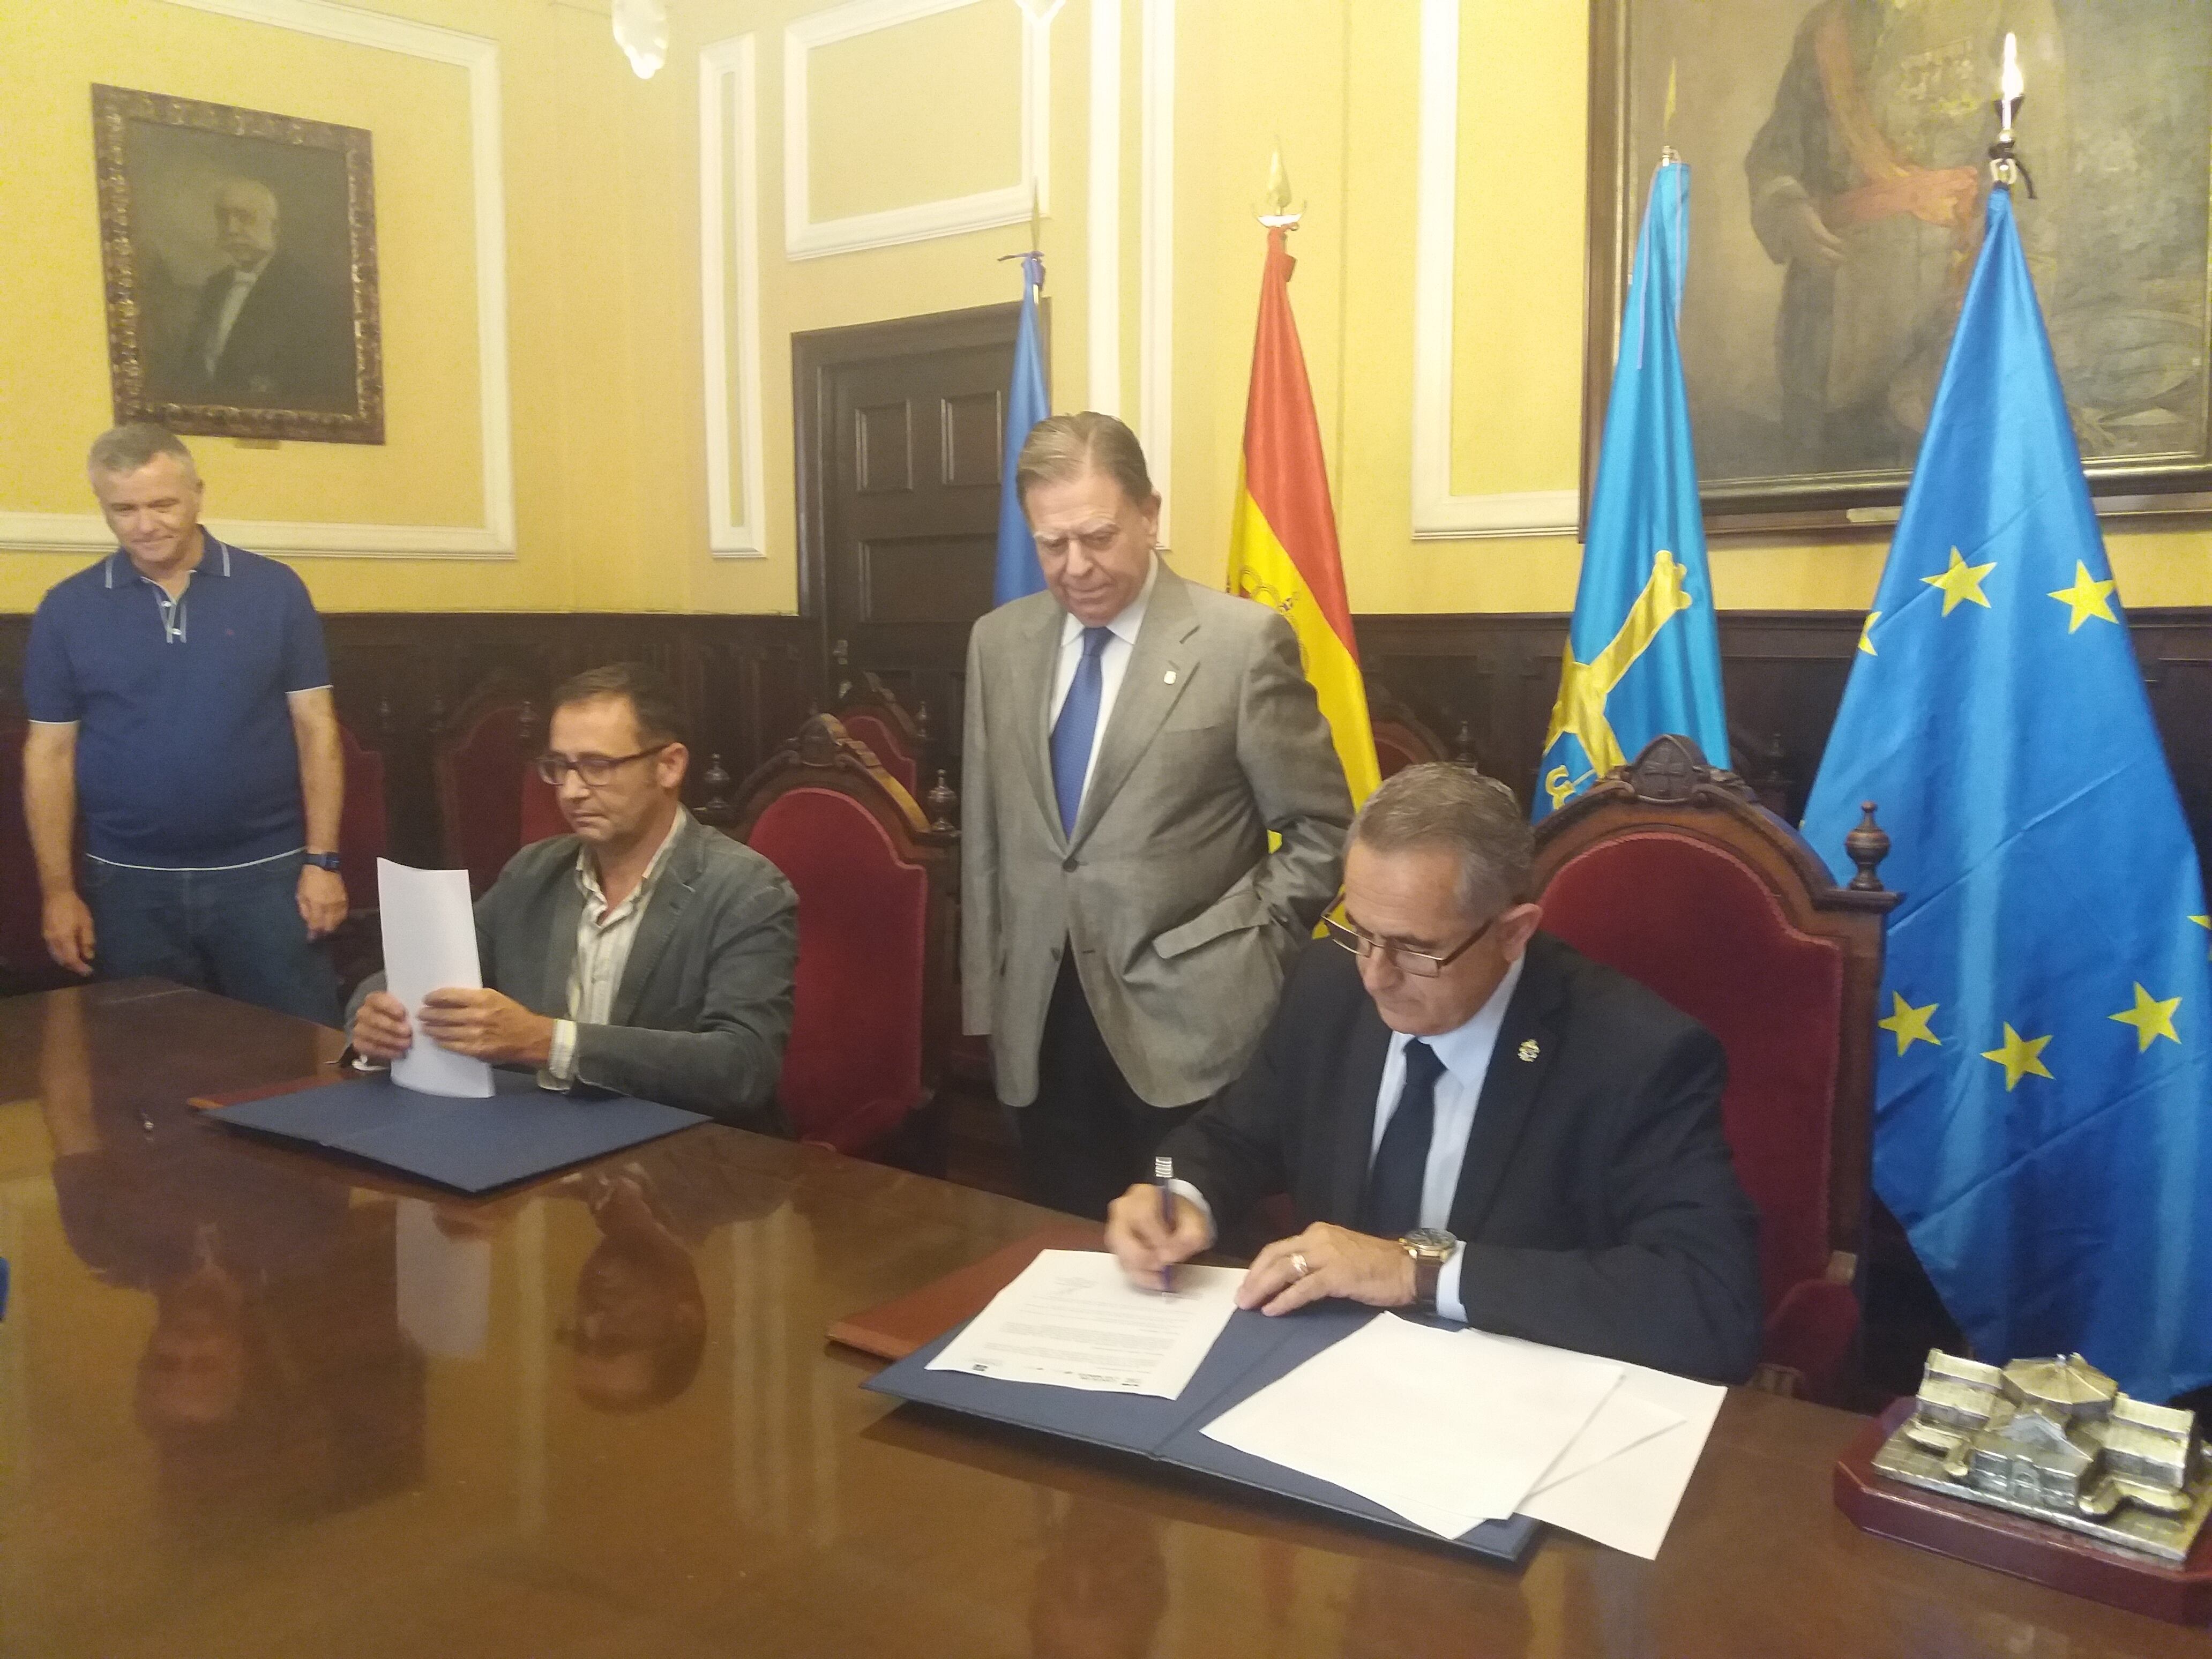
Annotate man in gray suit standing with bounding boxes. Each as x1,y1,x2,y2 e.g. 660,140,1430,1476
963,413,1352,1219
348,662,796,1130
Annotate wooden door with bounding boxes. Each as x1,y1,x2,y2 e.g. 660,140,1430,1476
795,302,1043,783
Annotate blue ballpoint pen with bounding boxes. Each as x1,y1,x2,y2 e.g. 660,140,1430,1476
1154,1154,1176,1293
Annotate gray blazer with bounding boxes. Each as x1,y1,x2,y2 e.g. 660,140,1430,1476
350,813,797,1131
961,564,1352,1107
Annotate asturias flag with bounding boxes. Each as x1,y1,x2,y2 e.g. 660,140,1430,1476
1225,226,1379,805
992,252,1050,606
1801,184,2212,1402
1536,159,1728,821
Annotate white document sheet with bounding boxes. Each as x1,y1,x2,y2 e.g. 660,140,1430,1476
1527,1387,1683,1495
377,858,493,1098
926,1249,1243,1399
1517,1363,1726,1560
1201,1315,1623,1536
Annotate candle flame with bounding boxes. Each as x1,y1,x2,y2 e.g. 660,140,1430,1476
2000,33,2024,103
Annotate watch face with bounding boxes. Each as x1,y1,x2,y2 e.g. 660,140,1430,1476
1401,1228,1456,1257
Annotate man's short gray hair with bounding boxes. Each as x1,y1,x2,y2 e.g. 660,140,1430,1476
1348,763,1533,920
88,424,197,482
1014,412,1157,512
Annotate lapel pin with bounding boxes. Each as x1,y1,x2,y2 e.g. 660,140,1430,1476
1163,669,1177,685
1517,1038,1540,1064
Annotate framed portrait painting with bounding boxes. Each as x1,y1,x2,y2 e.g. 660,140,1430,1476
92,84,384,444
1583,0,2212,531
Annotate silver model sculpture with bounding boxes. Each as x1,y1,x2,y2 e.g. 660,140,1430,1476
1872,1350,2210,1563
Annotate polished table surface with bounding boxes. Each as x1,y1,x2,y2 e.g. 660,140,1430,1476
2,980,2204,1658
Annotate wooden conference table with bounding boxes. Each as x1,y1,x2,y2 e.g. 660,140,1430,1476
0,980,2201,1658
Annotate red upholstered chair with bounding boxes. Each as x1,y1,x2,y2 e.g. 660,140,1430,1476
834,671,929,799
1366,680,1451,781
728,715,959,1158
327,719,392,991
337,720,389,899
1530,735,1898,1403
434,692,564,895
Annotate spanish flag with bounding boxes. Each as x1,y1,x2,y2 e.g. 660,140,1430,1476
1227,226,1380,805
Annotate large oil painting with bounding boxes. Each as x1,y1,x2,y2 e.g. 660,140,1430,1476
1584,0,2212,528
93,84,383,444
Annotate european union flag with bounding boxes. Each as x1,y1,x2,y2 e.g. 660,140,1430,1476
1535,160,1728,821
1802,185,2212,1402
992,252,1051,607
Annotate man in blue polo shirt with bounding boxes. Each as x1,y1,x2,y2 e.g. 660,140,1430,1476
20,424,347,1025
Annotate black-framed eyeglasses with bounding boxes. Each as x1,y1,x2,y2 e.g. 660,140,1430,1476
1323,910,1497,978
534,744,670,787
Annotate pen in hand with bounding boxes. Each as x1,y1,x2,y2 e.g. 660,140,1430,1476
1154,1154,1176,1294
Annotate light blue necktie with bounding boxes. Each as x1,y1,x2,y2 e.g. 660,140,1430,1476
1050,626,1112,836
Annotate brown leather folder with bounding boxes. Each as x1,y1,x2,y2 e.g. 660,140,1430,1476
828,1220,1105,1360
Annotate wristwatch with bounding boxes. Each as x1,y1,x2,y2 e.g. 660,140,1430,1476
1399,1228,1458,1312
303,850,343,872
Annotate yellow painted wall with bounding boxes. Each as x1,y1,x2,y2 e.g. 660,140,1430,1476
3,0,2206,618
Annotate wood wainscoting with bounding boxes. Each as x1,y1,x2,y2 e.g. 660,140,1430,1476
3,603,2206,873
0,612,821,870
1356,609,2212,877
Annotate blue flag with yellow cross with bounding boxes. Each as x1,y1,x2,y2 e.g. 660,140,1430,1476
1802,184,2212,1403
1535,158,1729,821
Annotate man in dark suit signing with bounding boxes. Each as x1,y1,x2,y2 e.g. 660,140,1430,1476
963,413,1352,1220
348,662,796,1129
1105,764,1762,1382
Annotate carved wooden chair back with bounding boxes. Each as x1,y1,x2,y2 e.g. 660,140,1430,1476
1530,735,1899,1400
727,715,959,1156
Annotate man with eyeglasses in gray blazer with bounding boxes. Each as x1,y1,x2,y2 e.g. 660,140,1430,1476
346,663,797,1130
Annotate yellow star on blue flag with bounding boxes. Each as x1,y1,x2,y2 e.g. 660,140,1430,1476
1801,184,2212,1402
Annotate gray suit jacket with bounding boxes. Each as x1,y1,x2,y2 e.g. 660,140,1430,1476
350,814,797,1131
961,564,1352,1107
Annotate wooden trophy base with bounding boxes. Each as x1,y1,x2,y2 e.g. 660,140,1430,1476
1835,1400,2212,1626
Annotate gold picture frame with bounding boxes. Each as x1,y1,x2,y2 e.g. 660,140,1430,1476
1582,1,2212,534
93,84,384,445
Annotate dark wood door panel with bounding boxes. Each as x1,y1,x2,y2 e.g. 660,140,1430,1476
795,301,1045,781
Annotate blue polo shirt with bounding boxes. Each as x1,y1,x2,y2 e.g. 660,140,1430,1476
22,536,332,868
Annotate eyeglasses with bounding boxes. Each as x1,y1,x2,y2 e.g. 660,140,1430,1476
534,744,670,787
1324,910,1497,978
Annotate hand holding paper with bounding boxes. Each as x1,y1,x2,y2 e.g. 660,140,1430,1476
377,859,494,1098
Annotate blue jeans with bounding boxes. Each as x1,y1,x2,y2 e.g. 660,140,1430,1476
81,853,342,1027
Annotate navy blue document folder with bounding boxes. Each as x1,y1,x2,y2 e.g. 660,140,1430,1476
210,1071,706,1192
865,1297,1542,1564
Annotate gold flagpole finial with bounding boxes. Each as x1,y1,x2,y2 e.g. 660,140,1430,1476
1259,145,1302,228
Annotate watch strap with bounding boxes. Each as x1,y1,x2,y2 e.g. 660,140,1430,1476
1411,1252,1443,1312
303,850,343,871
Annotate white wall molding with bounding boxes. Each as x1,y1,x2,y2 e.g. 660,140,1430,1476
1085,0,1122,415
1411,0,1575,541
1138,0,1174,547
700,35,767,559
0,0,520,560
782,0,1053,261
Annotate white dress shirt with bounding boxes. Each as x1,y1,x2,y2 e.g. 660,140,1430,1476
204,261,265,377
1045,554,1159,815
1170,952,1527,1324
1369,953,1526,1322
540,809,689,1090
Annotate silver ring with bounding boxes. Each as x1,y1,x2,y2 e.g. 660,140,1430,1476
1291,1251,1311,1281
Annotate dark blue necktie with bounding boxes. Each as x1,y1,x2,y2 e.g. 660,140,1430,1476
1049,626,1112,836
1362,1038,1445,1237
